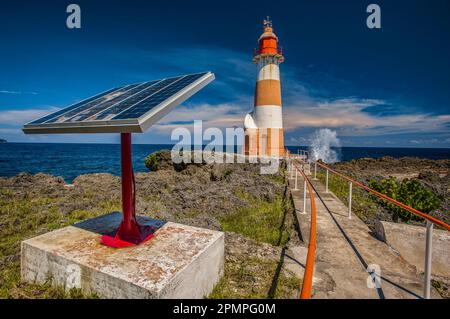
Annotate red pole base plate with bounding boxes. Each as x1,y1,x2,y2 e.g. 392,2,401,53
101,222,156,248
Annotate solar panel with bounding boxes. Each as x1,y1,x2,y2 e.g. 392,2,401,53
23,72,214,134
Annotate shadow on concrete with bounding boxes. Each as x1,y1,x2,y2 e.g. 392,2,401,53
309,179,424,299
308,180,388,299
268,247,286,299
285,253,305,269
73,212,166,237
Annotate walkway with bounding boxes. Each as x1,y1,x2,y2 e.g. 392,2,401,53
286,161,441,299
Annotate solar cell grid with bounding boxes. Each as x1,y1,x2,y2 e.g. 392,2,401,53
45,84,139,124
113,73,206,120
94,77,183,121
28,86,123,125
69,80,161,122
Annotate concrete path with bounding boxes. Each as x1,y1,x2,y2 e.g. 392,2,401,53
286,163,441,299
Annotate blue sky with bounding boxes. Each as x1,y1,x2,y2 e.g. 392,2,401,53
0,0,449,147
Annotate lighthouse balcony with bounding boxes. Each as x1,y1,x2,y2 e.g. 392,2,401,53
253,53,284,64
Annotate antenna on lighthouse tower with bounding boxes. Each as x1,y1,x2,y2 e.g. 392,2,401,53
263,16,272,28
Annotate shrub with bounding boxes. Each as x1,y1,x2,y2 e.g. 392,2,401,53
369,177,441,222
144,152,158,171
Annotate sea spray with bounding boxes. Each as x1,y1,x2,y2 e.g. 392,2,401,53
309,129,341,163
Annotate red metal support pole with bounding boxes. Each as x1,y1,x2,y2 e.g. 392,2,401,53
101,133,154,248
118,133,140,242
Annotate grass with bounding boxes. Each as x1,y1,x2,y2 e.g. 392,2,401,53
0,193,120,299
0,166,296,299
212,178,300,299
220,192,290,246
267,172,285,185
208,257,299,299
316,171,379,224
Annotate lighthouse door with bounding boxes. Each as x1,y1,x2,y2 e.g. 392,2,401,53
260,132,267,156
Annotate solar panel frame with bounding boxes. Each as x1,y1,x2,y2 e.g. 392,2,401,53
22,71,214,134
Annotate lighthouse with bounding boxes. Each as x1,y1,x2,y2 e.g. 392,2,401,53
244,17,285,157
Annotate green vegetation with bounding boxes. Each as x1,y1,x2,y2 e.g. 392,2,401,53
432,280,449,299
369,177,441,222
212,180,300,299
144,152,159,171
208,257,300,299
316,172,379,224
5,280,98,299
267,173,285,185
316,171,441,224
1,156,297,299
209,257,299,299
0,191,119,299
220,192,290,246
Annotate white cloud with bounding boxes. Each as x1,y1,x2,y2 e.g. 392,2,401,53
149,94,450,141
282,97,450,137
0,107,60,126
151,102,245,134
148,95,450,142
0,90,37,95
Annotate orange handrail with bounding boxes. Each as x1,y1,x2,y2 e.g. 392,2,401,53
294,163,317,299
315,161,450,231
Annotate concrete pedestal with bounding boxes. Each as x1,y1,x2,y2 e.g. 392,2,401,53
21,212,224,299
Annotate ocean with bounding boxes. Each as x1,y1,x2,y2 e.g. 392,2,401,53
0,143,449,183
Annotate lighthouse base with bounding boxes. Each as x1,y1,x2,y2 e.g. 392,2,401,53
21,212,224,299
244,128,285,157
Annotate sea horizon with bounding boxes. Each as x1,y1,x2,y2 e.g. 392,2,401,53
1,143,449,183
2,141,450,150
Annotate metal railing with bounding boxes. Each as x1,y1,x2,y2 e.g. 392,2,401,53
313,160,450,299
287,153,317,299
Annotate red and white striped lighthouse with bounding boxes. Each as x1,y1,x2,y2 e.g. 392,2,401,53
244,17,285,157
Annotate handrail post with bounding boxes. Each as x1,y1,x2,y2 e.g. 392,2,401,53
424,221,433,299
313,162,317,180
303,180,307,214
290,162,294,178
325,169,329,193
348,182,352,219
294,169,298,190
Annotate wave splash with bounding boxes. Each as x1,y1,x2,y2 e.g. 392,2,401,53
309,128,341,163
